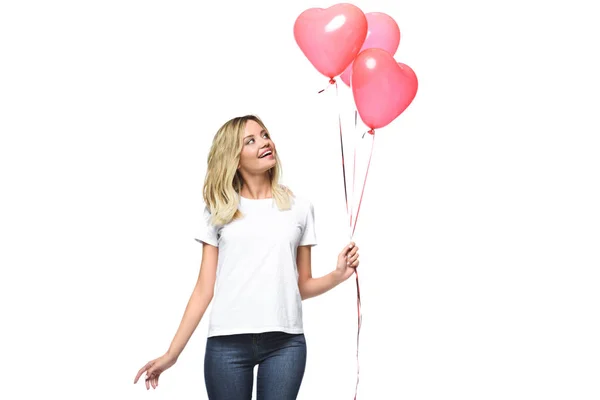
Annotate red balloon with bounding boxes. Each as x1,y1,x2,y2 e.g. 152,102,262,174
352,48,418,131
341,12,401,87
294,3,368,80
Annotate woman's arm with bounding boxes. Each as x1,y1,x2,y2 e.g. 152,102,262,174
165,243,218,359
296,245,340,300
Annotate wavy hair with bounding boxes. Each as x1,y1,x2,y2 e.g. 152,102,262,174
203,115,293,226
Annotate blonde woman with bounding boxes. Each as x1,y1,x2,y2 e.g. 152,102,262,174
134,115,360,399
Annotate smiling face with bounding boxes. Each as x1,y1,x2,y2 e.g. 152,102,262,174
238,119,277,176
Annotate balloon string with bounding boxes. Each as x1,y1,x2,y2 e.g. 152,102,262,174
334,82,351,231
350,110,357,230
351,129,373,400
320,80,362,399
353,268,362,400
344,100,360,400
317,78,337,94
317,78,349,231
352,131,375,238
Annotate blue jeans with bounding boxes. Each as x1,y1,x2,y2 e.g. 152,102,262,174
204,331,307,400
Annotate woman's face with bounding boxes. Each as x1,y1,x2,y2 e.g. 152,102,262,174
238,119,277,175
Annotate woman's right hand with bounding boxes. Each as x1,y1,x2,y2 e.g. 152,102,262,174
133,352,177,390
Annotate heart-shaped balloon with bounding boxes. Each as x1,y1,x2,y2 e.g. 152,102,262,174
340,12,401,87
352,48,418,131
294,3,368,80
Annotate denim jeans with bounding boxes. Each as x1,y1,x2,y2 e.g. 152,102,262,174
204,331,307,400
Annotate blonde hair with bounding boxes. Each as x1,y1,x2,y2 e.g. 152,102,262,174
203,115,293,226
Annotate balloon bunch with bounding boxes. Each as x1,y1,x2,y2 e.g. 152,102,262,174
294,4,418,398
294,3,418,134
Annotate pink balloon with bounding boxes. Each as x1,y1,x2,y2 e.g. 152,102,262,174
340,12,401,87
352,48,418,131
294,3,368,80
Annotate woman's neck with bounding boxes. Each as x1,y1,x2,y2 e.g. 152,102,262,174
239,175,272,199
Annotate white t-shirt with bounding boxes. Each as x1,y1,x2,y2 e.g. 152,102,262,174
194,193,317,337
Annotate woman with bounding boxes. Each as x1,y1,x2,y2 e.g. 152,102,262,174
133,115,360,399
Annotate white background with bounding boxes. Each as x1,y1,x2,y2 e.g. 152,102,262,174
1,0,599,399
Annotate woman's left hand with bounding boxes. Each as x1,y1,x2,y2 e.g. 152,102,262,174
334,242,360,282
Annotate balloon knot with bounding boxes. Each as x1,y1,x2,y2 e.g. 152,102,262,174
368,129,375,135
329,78,336,84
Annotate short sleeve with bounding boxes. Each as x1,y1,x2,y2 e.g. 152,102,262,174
299,201,317,246
194,205,219,247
